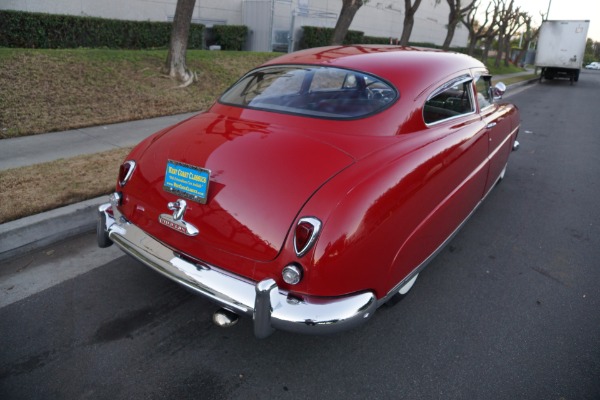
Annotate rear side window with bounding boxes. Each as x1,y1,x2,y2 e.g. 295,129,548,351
220,65,397,119
423,75,475,125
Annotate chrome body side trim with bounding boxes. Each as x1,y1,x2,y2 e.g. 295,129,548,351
98,201,377,338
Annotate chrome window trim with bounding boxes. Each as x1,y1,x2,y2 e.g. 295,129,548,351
423,74,476,127
426,74,473,102
219,64,399,121
424,108,477,127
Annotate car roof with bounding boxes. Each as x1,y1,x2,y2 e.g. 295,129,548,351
262,45,486,99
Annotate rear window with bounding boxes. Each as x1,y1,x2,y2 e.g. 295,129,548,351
219,65,397,119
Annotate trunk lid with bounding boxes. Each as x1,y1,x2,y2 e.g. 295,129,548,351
127,112,355,262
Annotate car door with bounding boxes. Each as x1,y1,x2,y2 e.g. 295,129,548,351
474,73,514,195
389,74,490,284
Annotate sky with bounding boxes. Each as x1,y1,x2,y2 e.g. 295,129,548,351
483,0,599,41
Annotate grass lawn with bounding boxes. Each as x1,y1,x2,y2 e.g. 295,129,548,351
0,48,279,138
0,48,535,223
0,48,280,223
0,148,131,223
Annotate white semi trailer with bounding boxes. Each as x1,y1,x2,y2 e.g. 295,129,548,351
535,20,590,84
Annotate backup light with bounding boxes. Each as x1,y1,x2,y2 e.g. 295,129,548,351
282,264,303,285
294,217,322,257
109,192,122,207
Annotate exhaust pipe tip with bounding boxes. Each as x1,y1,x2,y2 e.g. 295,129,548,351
213,308,239,328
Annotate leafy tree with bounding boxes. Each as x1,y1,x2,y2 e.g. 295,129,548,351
462,0,499,56
585,38,594,55
584,38,600,63
164,0,197,86
442,0,476,51
500,9,527,67
493,0,524,68
513,15,538,67
331,0,365,45
479,0,503,64
399,0,423,46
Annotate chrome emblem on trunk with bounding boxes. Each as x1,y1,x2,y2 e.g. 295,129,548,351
158,199,199,236
168,199,187,221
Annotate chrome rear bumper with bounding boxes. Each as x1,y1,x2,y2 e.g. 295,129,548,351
98,200,377,338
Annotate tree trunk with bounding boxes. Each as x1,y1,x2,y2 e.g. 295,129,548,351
515,29,538,66
466,34,478,56
165,0,197,85
504,40,511,67
399,0,422,46
442,22,457,50
400,17,415,46
494,36,504,68
514,46,527,67
331,0,363,45
442,0,475,51
482,36,494,64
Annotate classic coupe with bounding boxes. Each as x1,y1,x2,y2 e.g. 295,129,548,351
98,45,520,338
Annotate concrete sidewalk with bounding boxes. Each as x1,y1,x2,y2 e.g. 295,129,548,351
0,112,197,171
0,73,538,262
0,112,197,262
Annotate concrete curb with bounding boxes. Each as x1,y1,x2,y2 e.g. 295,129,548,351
506,77,539,90
0,77,538,263
0,195,108,262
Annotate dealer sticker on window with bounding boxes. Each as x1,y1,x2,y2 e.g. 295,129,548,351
163,160,211,204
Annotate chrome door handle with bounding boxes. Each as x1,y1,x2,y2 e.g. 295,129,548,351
486,122,497,129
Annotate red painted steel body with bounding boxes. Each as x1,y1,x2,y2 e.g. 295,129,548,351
113,46,519,302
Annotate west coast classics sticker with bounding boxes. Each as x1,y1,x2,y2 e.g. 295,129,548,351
163,160,211,204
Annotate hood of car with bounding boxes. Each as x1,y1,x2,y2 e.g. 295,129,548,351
126,112,355,262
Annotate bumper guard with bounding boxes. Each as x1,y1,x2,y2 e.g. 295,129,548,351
98,200,377,338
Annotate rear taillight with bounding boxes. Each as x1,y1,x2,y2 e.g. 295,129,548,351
294,217,322,257
118,160,136,187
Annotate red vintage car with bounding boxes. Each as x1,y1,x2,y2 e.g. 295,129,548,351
98,45,520,338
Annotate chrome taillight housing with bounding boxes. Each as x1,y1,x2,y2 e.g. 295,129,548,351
294,217,322,257
118,160,136,187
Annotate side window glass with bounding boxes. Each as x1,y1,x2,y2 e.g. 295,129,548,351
475,75,493,110
423,76,474,125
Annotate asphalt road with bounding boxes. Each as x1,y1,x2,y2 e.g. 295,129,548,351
1,70,599,400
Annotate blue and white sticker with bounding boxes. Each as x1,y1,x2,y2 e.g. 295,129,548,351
163,160,210,204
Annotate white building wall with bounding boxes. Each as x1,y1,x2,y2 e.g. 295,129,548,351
0,0,242,26
283,0,467,48
1,0,180,21
0,0,468,48
350,0,467,47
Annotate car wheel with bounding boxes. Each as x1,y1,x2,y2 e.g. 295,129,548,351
385,273,419,306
